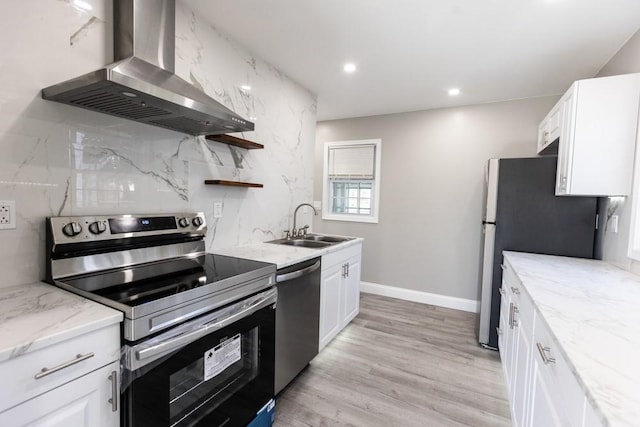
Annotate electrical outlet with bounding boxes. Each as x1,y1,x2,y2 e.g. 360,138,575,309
0,200,16,230
609,215,619,233
213,201,223,218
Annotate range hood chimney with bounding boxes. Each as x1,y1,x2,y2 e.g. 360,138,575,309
42,0,254,136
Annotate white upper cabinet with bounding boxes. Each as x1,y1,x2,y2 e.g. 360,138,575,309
538,73,640,196
538,102,562,153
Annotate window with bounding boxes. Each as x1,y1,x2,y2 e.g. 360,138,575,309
322,139,381,223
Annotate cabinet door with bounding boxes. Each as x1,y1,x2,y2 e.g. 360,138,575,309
537,119,549,152
497,288,508,363
583,399,604,427
0,361,119,427
528,357,563,427
342,255,361,326
511,320,531,427
319,264,343,350
556,86,577,195
555,74,640,196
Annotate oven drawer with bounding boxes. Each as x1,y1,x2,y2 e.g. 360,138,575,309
0,323,120,413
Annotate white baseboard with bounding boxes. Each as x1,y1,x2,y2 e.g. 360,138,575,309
360,281,480,313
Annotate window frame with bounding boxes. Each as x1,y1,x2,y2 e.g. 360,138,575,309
322,139,381,223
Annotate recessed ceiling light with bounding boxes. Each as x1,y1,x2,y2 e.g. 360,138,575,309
240,85,251,91
73,0,93,11
121,91,137,98
343,63,357,73
448,88,461,96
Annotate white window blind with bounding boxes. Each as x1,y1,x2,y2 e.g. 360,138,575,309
328,145,376,180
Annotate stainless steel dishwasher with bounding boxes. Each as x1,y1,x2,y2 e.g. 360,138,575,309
274,257,321,394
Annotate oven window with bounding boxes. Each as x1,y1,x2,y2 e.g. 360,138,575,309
169,329,259,426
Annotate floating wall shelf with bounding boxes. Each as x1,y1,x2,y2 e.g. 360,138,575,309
204,180,263,188
205,134,264,150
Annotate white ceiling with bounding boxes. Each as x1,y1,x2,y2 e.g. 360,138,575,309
185,0,640,121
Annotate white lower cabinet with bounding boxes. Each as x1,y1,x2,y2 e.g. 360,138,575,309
0,324,120,426
319,242,362,351
499,258,601,427
0,361,119,427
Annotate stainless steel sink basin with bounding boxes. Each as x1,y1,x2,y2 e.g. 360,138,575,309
268,238,331,249
303,234,354,243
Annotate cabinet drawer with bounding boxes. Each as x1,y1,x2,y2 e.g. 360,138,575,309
322,243,362,270
503,260,534,329
514,286,534,334
502,260,521,292
0,324,120,412
532,315,584,425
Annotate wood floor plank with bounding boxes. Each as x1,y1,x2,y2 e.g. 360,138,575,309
274,293,511,427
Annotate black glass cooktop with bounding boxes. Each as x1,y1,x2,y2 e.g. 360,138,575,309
63,254,275,307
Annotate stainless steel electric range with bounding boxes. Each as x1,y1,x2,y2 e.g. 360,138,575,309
45,213,277,427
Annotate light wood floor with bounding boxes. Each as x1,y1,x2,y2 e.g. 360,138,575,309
274,293,511,427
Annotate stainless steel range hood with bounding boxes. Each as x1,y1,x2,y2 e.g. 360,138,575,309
42,0,254,136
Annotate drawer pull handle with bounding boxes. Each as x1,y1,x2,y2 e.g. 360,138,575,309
510,286,520,295
34,352,95,379
108,370,118,412
512,306,519,327
536,343,556,365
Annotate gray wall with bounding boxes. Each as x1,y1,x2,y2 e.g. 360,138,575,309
313,97,558,301
596,29,640,273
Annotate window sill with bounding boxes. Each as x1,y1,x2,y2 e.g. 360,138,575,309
322,213,378,224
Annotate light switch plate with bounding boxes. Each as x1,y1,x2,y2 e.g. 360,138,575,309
213,201,223,218
313,200,322,210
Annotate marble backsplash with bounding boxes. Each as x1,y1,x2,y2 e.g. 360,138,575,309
0,0,317,288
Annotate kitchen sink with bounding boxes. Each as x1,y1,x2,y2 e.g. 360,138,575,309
268,238,331,248
302,234,354,243
267,234,354,249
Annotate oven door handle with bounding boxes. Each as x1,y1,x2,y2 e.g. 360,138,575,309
135,288,277,362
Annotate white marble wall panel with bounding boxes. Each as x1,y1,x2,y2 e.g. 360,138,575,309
0,0,317,288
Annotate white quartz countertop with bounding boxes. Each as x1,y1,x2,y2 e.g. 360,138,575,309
503,251,640,427
214,235,364,269
0,282,123,363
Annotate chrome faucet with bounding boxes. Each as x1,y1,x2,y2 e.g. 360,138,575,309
291,203,318,237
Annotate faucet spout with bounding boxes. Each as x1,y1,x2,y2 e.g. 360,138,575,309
292,203,318,236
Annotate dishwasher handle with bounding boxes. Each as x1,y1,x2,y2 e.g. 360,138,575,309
276,260,321,283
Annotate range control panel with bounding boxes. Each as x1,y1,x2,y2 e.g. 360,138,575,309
49,213,206,244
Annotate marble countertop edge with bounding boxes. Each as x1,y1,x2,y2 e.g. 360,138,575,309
503,251,640,427
0,282,123,363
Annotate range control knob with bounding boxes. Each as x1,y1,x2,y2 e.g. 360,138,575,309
88,221,107,235
192,217,203,227
62,222,82,237
178,217,189,228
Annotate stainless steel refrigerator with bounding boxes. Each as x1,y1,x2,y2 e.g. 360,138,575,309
478,157,598,349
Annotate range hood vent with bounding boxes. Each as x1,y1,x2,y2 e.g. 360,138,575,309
42,0,254,136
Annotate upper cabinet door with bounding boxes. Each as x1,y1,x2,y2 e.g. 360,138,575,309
538,103,562,153
539,73,640,196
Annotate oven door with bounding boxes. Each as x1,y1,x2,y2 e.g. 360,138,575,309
123,288,276,427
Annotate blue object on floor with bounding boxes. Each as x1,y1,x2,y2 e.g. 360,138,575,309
247,399,275,427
